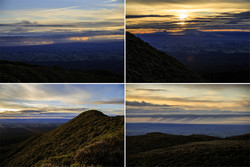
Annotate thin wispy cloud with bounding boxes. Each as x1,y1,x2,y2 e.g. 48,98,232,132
0,0,124,46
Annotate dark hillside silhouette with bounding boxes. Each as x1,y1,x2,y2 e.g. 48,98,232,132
127,132,250,167
126,32,206,82
0,60,122,83
0,110,124,166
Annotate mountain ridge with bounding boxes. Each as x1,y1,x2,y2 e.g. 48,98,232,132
0,60,122,83
127,132,250,166
1,110,124,166
126,32,206,82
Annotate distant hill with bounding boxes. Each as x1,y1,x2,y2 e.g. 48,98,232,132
126,32,206,82
127,132,250,167
0,60,122,83
1,110,124,166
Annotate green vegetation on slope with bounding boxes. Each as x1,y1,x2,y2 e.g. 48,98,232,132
126,32,206,82
127,132,250,167
0,60,122,83
1,110,124,167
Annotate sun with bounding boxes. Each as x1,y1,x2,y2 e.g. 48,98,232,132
178,13,188,20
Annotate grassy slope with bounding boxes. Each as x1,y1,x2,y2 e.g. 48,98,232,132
1,110,124,167
0,60,122,83
126,32,206,83
127,132,250,167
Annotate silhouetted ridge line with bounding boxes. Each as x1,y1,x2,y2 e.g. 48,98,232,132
127,132,250,166
126,32,206,82
0,60,122,83
1,110,124,166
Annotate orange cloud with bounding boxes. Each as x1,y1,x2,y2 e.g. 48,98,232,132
22,41,54,45
67,37,90,41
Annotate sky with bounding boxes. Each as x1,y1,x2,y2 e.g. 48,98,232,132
0,84,124,119
126,0,250,34
126,84,250,124
0,0,124,46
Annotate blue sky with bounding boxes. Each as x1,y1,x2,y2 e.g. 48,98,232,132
0,84,124,119
0,0,124,45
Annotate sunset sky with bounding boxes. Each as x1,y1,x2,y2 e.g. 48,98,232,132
0,84,124,119
126,84,250,124
0,0,124,46
126,0,250,33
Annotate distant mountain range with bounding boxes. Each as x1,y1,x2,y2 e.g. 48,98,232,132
126,32,206,82
127,132,250,166
0,60,122,83
0,110,124,166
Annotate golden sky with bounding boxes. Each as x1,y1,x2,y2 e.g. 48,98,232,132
0,0,124,45
0,84,124,119
126,0,250,33
126,84,250,124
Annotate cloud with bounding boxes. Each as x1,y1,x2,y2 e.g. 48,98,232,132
0,24,124,46
127,101,174,107
127,15,174,19
0,84,93,105
17,20,38,25
0,20,123,28
93,99,124,105
0,111,79,119
0,84,124,118
127,11,250,31
127,114,250,123
235,100,250,109
135,88,168,92
127,95,227,103
19,110,44,113
128,0,249,4
104,0,117,3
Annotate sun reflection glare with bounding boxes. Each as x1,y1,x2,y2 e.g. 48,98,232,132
179,13,188,19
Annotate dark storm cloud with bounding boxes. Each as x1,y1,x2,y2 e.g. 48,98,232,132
127,101,174,107
127,15,174,19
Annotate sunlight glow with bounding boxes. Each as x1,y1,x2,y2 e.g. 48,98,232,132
0,108,19,112
178,13,188,20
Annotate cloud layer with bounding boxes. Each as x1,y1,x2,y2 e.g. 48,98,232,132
0,0,124,46
126,84,250,124
0,84,124,119
126,0,250,33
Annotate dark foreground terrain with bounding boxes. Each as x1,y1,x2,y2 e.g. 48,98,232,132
0,60,122,83
127,132,250,167
136,30,250,83
0,110,124,166
126,32,206,83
